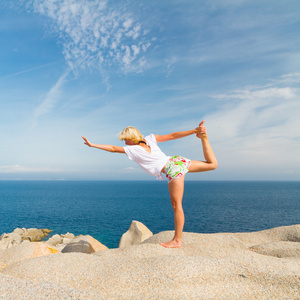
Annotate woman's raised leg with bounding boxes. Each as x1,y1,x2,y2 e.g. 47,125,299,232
189,123,218,173
160,176,185,248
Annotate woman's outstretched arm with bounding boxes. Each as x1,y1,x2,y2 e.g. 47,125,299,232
155,120,205,143
82,136,125,153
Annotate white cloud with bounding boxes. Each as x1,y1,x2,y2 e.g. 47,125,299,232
0,62,57,81
209,86,299,140
123,18,133,29
25,0,152,73
202,75,300,177
165,56,178,78
0,165,60,173
32,71,68,128
215,87,295,101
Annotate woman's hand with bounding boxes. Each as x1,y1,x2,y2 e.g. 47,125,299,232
195,120,207,138
82,136,93,147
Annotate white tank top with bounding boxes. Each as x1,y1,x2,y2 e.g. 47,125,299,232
123,134,170,180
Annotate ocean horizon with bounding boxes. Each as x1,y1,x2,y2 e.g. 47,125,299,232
0,180,299,249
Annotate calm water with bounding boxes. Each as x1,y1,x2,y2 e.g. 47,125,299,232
0,181,299,249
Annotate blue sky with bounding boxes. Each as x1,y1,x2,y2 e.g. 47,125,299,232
0,0,300,181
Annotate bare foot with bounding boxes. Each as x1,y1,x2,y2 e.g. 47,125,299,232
196,121,207,139
160,240,181,248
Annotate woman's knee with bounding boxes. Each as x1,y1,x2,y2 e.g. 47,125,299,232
209,161,218,170
171,200,183,211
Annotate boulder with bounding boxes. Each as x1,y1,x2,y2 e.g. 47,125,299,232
41,229,52,235
46,234,63,247
61,235,108,254
22,228,29,235
0,232,22,249
25,228,46,242
13,228,24,235
232,224,300,248
249,241,300,258
62,238,73,244
0,242,58,265
119,220,153,248
45,233,78,251
61,232,75,239
0,228,52,249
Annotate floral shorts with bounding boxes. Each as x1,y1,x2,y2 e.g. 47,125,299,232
162,156,191,183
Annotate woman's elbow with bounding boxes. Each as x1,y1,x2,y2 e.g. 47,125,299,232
111,146,124,153
110,146,117,152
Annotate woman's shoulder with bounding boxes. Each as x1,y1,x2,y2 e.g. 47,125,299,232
145,134,156,143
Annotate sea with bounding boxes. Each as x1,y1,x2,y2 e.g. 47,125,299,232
0,180,299,249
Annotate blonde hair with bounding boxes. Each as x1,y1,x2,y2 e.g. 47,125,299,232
118,126,143,144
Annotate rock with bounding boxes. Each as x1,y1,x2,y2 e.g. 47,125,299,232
0,242,58,266
0,260,6,271
249,241,300,258
232,224,300,248
61,235,108,254
45,233,78,251
1,225,299,299
25,228,46,242
62,238,73,244
13,228,24,235
0,233,7,240
46,234,63,246
0,228,53,250
22,228,28,235
119,220,153,248
0,234,8,249
61,232,75,239
0,272,101,299
0,232,22,249
41,229,52,235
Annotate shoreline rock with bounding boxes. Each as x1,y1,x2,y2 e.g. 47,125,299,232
119,220,153,248
0,227,109,266
45,232,77,251
0,224,299,299
61,235,108,253
0,242,58,266
0,228,52,249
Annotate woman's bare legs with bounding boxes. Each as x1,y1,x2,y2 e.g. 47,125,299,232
160,176,185,248
160,121,217,248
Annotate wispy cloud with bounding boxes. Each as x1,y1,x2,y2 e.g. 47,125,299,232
0,62,58,81
31,71,68,129
210,85,299,141
25,0,152,74
165,56,178,78
0,165,60,173
202,74,300,175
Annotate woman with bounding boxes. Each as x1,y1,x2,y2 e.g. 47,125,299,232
82,120,217,248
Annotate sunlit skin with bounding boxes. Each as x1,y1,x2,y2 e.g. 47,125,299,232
82,121,217,248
